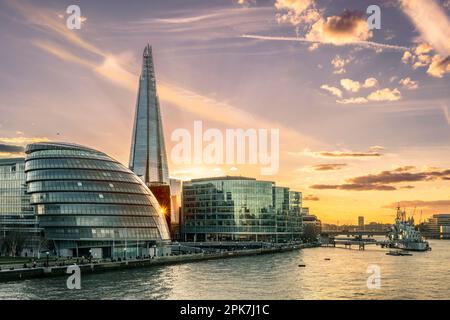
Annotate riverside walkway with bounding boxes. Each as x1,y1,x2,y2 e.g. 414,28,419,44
0,243,318,283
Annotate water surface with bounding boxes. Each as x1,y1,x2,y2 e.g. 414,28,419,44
0,240,448,299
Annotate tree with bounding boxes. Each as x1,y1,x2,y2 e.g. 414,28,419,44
3,231,26,257
302,223,320,243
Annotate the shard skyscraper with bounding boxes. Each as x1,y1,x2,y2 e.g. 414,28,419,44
129,44,169,185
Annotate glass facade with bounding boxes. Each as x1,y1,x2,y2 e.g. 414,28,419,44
0,158,41,256
129,44,169,185
182,176,303,243
25,142,170,258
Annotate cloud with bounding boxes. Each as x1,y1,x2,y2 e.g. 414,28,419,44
367,88,401,102
415,42,433,55
7,1,104,57
349,168,450,184
401,50,413,64
336,97,368,104
305,10,371,45
400,0,450,57
241,34,408,51
310,183,396,191
331,55,353,74
275,0,313,15
362,77,378,88
0,137,50,157
338,77,380,94
400,1,450,78
274,0,319,25
33,40,137,91
311,163,347,171
308,43,319,51
399,42,448,77
236,0,256,7
310,166,450,192
340,78,361,92
0,137,51,145
320,84,342,98
394,166,416,172
303,194,320,201
383,200,450,212
442,103,450,126
8,1,319,151
399,77,419,90
369,145,385,151
427,54,450,78
303,148,383,158
0,143,24,153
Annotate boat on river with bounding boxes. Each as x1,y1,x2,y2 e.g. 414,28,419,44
387,206,431,252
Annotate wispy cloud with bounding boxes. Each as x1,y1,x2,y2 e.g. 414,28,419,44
9,1,318,152
303,194,320,201
383,200,450,214
0,137,51,145
241,34,409,51
442,103,450,126
301,148,383,158
320,85,342,98
310,183,396,191
311,166,450,192
0,143,24,153
0,136,50,157
311,163,347,171
400,0,450,56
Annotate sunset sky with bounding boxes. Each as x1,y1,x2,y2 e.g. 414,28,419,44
0,0,449,224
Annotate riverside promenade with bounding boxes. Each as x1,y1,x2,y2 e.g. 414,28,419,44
0,243,318,283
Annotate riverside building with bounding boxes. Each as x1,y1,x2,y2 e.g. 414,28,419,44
182,176,303,243
24,142,171,258
0,158,41,256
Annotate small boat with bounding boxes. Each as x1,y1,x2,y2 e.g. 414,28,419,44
386,250,412,256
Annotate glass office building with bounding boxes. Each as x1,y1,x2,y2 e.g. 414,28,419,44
25,142,170,258
182,176,303,243
0,158,41,256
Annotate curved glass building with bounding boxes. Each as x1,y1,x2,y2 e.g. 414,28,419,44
24,142,170,258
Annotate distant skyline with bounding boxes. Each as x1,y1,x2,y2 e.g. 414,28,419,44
0,0,449,224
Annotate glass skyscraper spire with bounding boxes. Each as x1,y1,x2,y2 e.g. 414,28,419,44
129,44,169,185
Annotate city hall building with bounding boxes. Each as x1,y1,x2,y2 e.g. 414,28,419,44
182,176,303,243
25,142,171,258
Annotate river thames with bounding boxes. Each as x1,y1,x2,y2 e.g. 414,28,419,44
0,240,449,300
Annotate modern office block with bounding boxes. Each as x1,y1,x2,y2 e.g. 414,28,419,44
182,176,303,243
0,158,41,257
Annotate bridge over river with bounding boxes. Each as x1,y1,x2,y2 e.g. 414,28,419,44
320,230,391,250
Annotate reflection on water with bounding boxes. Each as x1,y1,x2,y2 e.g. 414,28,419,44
0,240,449,300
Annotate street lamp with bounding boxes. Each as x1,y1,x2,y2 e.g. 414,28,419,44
46,251,49,267
123,248,127,260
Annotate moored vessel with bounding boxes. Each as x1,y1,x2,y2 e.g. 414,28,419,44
387,206,431,252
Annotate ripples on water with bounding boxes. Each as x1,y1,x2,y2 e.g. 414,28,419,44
0,240,449,300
